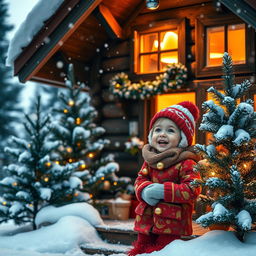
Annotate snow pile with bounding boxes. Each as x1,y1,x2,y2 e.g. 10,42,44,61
142,231,256,256
0,216,102,255
35,202,104,227
7,0,65,65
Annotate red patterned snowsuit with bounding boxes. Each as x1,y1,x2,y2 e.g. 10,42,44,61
134,159,201,236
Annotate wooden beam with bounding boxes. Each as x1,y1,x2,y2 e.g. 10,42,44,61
95,4,124,39
17,0,103,83
220,0,256,29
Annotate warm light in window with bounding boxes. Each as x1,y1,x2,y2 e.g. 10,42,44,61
160,31,178,50
206,24,245,67
207,26,224,66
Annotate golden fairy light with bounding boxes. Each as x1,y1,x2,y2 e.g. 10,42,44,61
89,194,93,198
68,158,73,163
55,161,60,165
80,163,86,169
44,177,49,182
113,181,117,186
12,182,17,186
45,162,52,167
68,100,75,106
66,147,73,153
2,201,7,206
88,153,94,158
74,192,79,197
211,171,216,176
77,142,81,147
76,118,81,125
101,177,105,180
63,109,68,114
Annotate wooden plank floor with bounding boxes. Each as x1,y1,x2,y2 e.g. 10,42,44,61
100,219,209,237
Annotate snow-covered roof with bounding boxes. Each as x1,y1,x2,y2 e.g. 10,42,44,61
6,0,65,66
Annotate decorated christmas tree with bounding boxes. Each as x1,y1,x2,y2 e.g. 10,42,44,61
50,64,130,201
0,97,83,229
195,52,256,241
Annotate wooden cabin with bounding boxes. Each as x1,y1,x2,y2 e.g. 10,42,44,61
12,0,256,178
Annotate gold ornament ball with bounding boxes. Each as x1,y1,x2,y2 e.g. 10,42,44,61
154,207,162,215
141,168,148,175
157,162,164,170
103,180,111,190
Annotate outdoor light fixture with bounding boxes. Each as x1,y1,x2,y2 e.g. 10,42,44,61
146,0,159,10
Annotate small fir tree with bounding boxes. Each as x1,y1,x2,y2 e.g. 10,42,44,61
50,64,130,201
195,53,256,241
0,97,83,229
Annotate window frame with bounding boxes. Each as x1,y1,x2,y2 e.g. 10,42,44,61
132,18,186,79
195,15,255,78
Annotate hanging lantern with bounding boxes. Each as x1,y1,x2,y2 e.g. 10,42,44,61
146,0,159,10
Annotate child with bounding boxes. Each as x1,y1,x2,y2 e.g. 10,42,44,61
128,101,201,255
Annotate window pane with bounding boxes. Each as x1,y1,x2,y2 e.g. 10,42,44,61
140,54,158,73
140,33,158,53
228,24,245,64
160,51,178,70
206,26,224,66
160,31,178,50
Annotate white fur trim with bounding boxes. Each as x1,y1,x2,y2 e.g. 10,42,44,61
178,131,188,148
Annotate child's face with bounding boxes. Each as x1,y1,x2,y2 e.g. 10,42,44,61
151,118,181,152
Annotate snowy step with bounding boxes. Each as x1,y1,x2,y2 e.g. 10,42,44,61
81,242,131,255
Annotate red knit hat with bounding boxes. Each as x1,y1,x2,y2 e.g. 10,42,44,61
149,101,199,147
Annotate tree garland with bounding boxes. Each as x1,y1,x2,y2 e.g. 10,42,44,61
109,63,188,100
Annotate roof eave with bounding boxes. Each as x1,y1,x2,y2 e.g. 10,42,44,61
14,0,103,83
220,0,256,29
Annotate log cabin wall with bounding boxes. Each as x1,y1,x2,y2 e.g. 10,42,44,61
89,1,256,179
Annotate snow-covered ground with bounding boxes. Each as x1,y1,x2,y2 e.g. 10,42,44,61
0,202,255,256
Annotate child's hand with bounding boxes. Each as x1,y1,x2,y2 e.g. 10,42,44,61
141,183,164,205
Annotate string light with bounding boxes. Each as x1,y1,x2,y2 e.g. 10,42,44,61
68,158,73,163
74,192,79,197
12,182,17,186
88,153,94,158
101,177,105,180
89,194,93,198
44,177,49,182
76,118,81,125
66,147,73,153
68,100,75,106
77,142,81,147
211,171,216,176
45,162,52,167
63,109,68,114
55,161,60,165
2,201,7,206
80,163,86,169
113,181,117,186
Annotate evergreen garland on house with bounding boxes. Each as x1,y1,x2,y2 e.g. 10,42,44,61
50,64,131,201
194,52,256,242
0,97,83,229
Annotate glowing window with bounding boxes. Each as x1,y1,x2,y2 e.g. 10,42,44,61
206,23,245,67
138,30,178,73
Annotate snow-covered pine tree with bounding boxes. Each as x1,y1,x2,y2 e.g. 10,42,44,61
0,0,23,161
50,64,130,201
0,97,84,229
194,52,256,241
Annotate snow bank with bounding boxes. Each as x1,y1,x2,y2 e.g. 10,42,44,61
35,202,104,227
142,230,256,256
7,0,64,66
0,216,102,255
